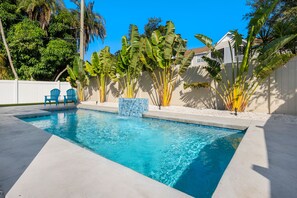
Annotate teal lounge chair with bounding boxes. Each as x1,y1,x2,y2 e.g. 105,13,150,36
44,88,60,106
64,88,77,105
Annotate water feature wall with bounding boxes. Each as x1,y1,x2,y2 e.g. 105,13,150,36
118,98,149,117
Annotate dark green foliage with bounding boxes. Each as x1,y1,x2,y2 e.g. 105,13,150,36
0,0,20,30
37,39,76,80
0,0,105,80
48,9,79,39
246,0,297,54
142,17,166,38
7,19,46,79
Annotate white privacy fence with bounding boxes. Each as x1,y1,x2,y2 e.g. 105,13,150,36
0,80,72,104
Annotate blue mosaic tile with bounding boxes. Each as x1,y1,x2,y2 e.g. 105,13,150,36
118,98,149,117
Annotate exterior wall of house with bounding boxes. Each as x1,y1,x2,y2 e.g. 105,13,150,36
85,56,297,115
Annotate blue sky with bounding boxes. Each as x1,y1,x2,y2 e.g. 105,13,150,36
65,0,250,60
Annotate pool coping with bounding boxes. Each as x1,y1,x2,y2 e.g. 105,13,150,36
1,104,296,197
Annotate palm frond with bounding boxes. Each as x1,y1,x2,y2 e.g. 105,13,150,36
195,34,213,48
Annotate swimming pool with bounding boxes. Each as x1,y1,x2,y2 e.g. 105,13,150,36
22,109,244,197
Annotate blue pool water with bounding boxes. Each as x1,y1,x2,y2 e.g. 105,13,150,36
22,109,244,197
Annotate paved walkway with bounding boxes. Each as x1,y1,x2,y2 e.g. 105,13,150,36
0,104,297,197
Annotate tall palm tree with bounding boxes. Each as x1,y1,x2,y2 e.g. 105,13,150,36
71,0,106,50
17,0,64,29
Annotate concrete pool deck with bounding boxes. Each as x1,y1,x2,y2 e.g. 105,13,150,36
0,104,296,197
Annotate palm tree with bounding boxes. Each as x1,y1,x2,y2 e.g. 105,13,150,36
71,0,106,51
17,0,64,29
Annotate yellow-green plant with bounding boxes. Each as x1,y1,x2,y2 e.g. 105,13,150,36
67,56,89,101
85,46,115,103
141,21,194,106
113,25,143,98
185,0,296,112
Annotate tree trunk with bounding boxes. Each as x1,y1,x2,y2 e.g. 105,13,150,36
54,67,67,82
80,0,85,61
0,19,18,79
99,74,106,103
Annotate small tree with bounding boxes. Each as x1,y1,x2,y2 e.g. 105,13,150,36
67,56,89,101
85,46,115,103
142,21,194,106
185,0,296,112
113,25,143,98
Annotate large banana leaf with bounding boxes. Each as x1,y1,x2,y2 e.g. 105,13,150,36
195,34,213,48
145,37,155,61
202,56,222,81
241,0,279,74
178,51,195,75
259,34,297,61
67,65,76,81
85,61,96,76
254,53,295,80
165,21,175,36
164,33,176,60
151,30,162,46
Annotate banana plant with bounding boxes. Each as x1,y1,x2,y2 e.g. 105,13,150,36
85,46,115,103
67,56,89,101
112,25,143,98
185,0,296,112
141,21,195,106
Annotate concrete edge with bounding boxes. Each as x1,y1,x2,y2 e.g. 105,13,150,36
78,104,118,113
143,112,249,130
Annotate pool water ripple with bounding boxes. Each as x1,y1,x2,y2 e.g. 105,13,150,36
23,109,244,198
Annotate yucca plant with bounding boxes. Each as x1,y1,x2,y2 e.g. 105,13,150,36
67,56,89,101
113,25,143,98
185,0,296,112
85,46,115,103
141,21,195,106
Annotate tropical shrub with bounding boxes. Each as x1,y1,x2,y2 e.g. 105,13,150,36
85,46,115,103
142,21,194,106
113,25,143,98
7,19,45,80
67,56,89,101
185,0,296,112
37,39,76,80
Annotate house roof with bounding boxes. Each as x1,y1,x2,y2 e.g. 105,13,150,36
185,46,209,55
186,32,262,56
